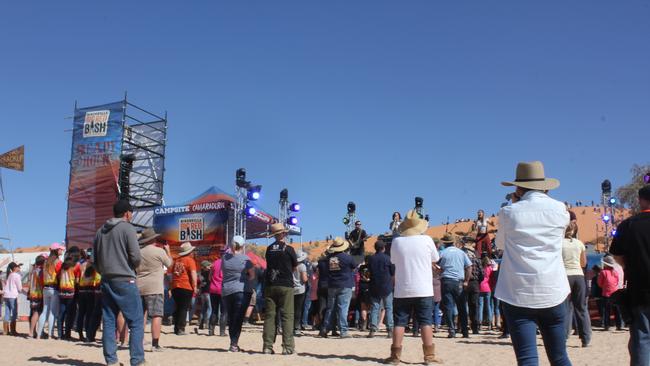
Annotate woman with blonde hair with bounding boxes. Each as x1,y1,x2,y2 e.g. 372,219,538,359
37,243,65,339
561,221,591,347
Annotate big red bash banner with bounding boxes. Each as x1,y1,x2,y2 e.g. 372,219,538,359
65,101,125,249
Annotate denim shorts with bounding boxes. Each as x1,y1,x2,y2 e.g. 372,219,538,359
393,296,434,327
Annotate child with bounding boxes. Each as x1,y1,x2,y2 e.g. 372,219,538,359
3,262,23,336
597,256,620,331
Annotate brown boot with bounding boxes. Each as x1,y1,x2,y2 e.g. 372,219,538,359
423,344,442,364
385,345,402,365
2,322,9,335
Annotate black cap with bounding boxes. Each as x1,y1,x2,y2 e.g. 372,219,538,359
113,199,133,217
640,185,650,202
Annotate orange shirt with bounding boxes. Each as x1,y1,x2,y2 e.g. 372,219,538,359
170,255,197,291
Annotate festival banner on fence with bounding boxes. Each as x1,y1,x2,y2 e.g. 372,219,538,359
65,101,125,249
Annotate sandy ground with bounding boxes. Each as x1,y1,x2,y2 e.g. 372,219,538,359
1,321,631,366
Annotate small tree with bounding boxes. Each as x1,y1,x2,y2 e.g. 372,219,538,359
615,163,650,213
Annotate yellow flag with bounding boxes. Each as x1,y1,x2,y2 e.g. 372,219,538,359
0,145,24,172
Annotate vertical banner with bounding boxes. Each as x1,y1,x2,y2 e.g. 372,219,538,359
65,101,125,249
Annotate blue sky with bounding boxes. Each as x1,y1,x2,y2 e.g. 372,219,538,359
1,1,649,249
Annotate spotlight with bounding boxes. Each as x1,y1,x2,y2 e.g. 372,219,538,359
343,217,350,225
289,203,301,212
280,189,288,201
609,197,617,205
415,197,424,208
245,205,257,217
602,215,610,223
347,201,356,214
601,180,612,195
611,229,617,237
287,216,298,225
644,173,650,184
247,185,262,201
236,168,249,188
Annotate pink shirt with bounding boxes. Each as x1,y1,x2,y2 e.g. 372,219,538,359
480,266,493,293
209,259,223,295
4,272,22,299
597,268,619,298
309,272,319,301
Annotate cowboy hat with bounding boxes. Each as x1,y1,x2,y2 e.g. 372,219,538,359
231,235,245,248
138,227,160,245
602,256,616,268
267,222,289,238
501,161,560,191
178,242,195,256
398,210,428,237
440,232,456,244
327,237,350,254
296,251,308,262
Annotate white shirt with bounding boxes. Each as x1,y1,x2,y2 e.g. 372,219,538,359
495,191,570,308
390,234,440,298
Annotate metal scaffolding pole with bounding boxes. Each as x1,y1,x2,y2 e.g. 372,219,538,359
0,169,14,261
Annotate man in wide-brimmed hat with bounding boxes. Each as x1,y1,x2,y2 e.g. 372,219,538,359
609,185,650,364
136,227,172,351
438,231,472,340
262,222,298,355
170,241,198,336
494,161,571,365
385,210,441,365
319,237,356,339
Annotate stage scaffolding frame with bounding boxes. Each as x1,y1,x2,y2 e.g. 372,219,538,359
119,95,168,230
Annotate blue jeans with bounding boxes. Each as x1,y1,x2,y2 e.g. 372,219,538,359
302,287,312,327
3,298,17,322
492,291,501,320
37,287,60,337
58,297,76,338
199,293,211,327
223,292,247,346
369,292,394,331
101,280,145,366
630,305,650,366
478,292,493,325
433,301,442,327
442,278,468,336
322,287,353,335
503,302,571,366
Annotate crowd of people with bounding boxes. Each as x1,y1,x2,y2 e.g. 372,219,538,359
0,161,649,366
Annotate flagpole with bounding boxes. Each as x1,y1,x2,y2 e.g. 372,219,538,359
0,168,14,261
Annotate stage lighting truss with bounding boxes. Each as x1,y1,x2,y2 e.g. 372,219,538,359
278,188,301,235
247,185,262,201
119,99,168,230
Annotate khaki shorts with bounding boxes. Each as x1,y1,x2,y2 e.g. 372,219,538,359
142,294,164,317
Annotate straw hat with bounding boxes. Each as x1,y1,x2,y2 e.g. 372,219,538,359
178,242,195,256
267,222,289,238
501,161,560,191
138,227,160,245
327,237,350,254
602,256,616,268
440,233,456,244
398,210,428,237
